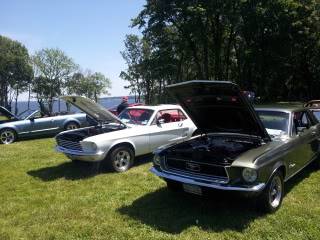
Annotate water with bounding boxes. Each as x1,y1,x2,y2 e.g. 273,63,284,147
10,96,138,115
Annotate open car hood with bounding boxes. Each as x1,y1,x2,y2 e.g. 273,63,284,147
0,106,18,121
167,80,270,141
61,96,127,126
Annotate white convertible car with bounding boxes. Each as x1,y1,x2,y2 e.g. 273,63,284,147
55,96,197,172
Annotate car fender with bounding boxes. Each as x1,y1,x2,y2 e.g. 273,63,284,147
107,138,137,154
0,123,19,134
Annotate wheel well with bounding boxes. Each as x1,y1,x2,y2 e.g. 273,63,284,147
277,165,286,178
108,142,135,156
64,121,80,129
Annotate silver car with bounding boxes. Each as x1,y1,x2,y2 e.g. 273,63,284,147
0,107,89,144
56,96,197,172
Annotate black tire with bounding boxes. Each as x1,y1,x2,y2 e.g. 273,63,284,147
257,171,284,213
105,146,134,172
165,179,181,192
64,121,79,130
0,128,17,144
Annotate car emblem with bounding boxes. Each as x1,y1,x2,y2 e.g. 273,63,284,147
186,162,201,172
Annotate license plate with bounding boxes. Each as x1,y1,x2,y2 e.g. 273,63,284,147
183,183,202,195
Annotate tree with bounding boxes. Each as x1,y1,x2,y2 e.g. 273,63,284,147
123,0,320,103
0,35,33,113
32,48,77,113
66,70,111,102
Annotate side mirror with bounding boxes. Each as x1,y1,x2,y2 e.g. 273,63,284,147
297,126,306,134
29,117,35,121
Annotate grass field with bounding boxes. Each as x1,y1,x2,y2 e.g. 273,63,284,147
1,138,320,240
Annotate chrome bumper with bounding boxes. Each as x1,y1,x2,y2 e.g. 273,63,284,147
150,167,265,192
55,146,105,162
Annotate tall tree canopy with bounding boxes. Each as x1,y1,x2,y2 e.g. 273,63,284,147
32,48,77,113
0,35,33,113
122,0,320,103
66,70,111,102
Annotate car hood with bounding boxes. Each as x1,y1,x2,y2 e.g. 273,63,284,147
167,80,270,141
61,96,127,126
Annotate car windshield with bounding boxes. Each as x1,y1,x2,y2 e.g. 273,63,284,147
118,108,154,125
18,110,38,120
256,110,289,136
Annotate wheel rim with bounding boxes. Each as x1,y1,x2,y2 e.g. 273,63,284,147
113,150,131,171
268,175,282,208
66,123,78,130
1,130,15,144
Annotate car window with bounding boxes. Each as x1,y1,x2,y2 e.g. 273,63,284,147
311,110,320,121
118,109,154,125
293,111,314,134
256,110,289,136
153,109,186,124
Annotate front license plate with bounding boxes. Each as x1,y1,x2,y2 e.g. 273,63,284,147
183,183,202,195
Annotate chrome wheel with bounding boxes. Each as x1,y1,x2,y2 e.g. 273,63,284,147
113,150,131,171
0,129,16,144
268,175,283,208
66,122,79,130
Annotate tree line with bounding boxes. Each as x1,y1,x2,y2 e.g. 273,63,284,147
120,0,320,104
0,35,111,114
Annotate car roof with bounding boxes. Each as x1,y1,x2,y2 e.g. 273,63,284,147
126,104,182,111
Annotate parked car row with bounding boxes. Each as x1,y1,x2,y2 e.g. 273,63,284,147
1,80,320,213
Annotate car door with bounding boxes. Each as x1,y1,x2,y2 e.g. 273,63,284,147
26,111,55,135
148,109,190,152
287,111,318,175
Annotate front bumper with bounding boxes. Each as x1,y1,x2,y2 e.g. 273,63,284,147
55,146,105,162
150,167,266,192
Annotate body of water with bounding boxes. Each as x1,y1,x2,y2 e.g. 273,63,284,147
10,96,138,115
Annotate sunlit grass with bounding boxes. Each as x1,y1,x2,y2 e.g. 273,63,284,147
0,138,319,239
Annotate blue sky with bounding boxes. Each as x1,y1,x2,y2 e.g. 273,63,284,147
0,0,145,100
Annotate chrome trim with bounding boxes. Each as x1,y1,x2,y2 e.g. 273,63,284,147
163,157,230,182
55,146,103,156
150,167,266,192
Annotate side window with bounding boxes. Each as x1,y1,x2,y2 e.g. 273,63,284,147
293,111,312,134
153,109,186,124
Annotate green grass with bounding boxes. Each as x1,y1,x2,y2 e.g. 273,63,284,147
0,138,320,240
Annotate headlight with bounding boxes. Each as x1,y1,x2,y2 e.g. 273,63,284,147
80,141,97,152
242,168,258,183
153,155,161,166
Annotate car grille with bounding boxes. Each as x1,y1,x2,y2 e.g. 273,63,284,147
164,157,228,181
56,138,83,151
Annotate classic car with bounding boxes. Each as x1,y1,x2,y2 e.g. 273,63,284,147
304,100,320,121
55,96,197,172
0,106,89,144
151,80,320,213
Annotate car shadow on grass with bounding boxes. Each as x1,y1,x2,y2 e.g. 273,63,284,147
118,188,264,234
27,161,102,181
27,155,153,181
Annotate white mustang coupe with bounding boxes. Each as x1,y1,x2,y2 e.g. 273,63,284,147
55,96,197,172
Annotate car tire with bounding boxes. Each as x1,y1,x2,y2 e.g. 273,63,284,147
0,128,17,144
257,171,284,213
165,179,181,191
105,146,134,172
64,122,79,130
